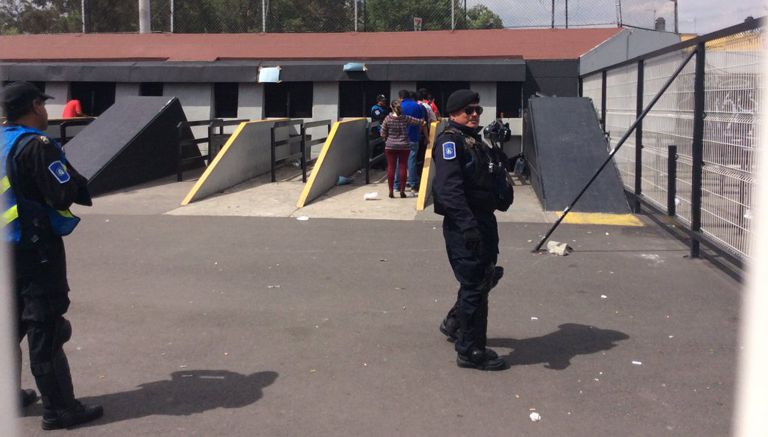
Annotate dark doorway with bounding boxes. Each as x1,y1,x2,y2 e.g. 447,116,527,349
497,82,524,118
339,81,390,118
140,82,164,97
213,83,239,118
69,82,116,116
415,81,469,116
264,82,313,118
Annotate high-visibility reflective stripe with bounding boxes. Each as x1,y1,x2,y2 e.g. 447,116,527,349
2,205,18,225
0,176,10,194
58,210,73,218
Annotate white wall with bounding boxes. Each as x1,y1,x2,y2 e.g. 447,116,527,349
164,83,212,122
45,82,69,119
312,82,338,122
115,83,139,100
390,82,417,101
471,82,497,127
164,83,212,139
238,83,263,120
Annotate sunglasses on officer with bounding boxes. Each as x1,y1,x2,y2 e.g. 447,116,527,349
463,105,483,116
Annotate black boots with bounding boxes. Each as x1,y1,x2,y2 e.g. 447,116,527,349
439,316,460,342
457,348,507,371
42,401,103,430
21,389,38,407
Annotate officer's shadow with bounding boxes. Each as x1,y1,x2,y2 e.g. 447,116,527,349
487,323,629,370
30,370,278,426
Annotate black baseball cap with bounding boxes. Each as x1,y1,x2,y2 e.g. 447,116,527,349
376,94,387,101
2,81,53,116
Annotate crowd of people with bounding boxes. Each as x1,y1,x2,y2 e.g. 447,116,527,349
371,89,440,198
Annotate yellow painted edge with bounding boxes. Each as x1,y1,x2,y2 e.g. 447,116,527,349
416,121,441,211
296,117,367,208
180,119,285,206
296,121,342,208
560,212,644,227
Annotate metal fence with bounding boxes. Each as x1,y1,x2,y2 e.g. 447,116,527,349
581,18,763,262
1,0,676,34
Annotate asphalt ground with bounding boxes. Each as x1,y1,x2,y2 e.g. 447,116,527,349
15,213,740,436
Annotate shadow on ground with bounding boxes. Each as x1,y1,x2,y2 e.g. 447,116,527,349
487,323,629,370
49,370,279,427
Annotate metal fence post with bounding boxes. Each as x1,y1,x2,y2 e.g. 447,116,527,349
690,43,706,258
270,125,277,183
634,59,644,213
600,70,607,132
667,145,677,216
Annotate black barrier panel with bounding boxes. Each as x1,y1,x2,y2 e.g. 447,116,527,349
364,120,386,184
64,96,203,196
524,96,629,213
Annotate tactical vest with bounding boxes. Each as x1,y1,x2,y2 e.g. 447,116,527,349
1,124,79,243
442,126,514,212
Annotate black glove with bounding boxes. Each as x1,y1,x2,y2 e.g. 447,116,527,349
462,227,483,256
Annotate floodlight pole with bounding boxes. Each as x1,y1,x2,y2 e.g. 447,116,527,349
81,0,86,33
170,0,174,33
451,1,455,30
139,0,151,33
262,0,266,32
551,0,555,28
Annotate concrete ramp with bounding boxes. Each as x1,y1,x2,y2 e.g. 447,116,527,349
525,97,630,213
297,118,367,208
181,118,289,205
64,96,198,196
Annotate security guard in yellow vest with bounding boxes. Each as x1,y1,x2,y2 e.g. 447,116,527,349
2,82,103,430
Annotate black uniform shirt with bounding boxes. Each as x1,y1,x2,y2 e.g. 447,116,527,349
433,121,496,232
13,133,89,211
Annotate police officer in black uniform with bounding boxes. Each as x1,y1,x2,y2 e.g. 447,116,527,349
432,89,513,371
2,82,103,429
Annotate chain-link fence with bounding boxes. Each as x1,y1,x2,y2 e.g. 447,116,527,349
1,0,677,34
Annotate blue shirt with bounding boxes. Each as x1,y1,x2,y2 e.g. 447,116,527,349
400,99,424,143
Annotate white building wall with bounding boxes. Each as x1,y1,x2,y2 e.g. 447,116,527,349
165,83,212,139
164,83,212,122
45,82,69,119
471,82,497,127
115,83,139,100
313,82,338,122
238,83,263,120
390,82,417,101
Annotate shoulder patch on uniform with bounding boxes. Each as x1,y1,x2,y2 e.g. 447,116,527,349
48,161,71,184
442,142,457,160
39,135,50,144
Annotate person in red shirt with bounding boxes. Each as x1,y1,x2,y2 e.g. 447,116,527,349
61,99,84,118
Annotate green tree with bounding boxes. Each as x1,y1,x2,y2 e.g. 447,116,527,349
465,4,503,29
364,0,502,32
1,0,82,34
267,0,354,33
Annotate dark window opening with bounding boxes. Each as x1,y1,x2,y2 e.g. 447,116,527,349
339,81,390,118
496,82,523,118
140,82,164,97
264,82,313,118
69,82,116,116
214,83,239,118
415,81,470,116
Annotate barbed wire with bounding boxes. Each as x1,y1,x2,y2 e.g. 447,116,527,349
1,0,677,35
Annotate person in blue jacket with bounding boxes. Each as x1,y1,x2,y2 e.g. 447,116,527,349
2,82,103,429
432,89,513,371
370,94,389,125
